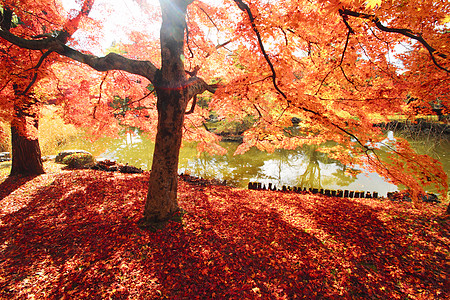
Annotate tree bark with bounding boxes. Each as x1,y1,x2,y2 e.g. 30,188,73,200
142,88,187,223
10,100,44,176
139,0,190,224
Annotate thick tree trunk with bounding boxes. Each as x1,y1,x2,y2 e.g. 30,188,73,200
142,88,186,223
139,0,190,224
10,107,44,176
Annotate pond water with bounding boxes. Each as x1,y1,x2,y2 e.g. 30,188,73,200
60,131,450,197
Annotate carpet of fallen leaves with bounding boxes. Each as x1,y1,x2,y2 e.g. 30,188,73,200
0,166,449,299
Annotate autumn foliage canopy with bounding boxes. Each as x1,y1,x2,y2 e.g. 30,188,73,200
0,0,449,209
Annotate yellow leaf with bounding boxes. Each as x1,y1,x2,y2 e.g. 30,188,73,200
441,15,450,25
365,0,382,9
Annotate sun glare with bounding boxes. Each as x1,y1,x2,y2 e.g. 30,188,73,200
62,0,161,54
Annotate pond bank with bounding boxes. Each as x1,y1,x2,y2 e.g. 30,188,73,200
376,120,450,135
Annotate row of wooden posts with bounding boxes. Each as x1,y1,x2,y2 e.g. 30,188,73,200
248,182,379,199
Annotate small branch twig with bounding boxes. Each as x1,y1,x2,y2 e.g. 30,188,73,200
93,71,109,119
185,95,197,114
232,0,288,101
21,50,54,95
339,8,449,73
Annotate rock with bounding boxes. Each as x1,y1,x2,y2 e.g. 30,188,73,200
91,159,119,171
55,150,93,163
91,160,143,174
119,165,143,174
291,117,302,126
61,152,96,169
420,193,440,203
42,155,56,161
388,191,440,203
0,152,11,162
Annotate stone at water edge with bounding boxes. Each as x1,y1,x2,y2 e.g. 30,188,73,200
0,152,11,162
55,150,93,163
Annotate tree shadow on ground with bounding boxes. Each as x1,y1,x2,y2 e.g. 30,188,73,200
0,170,152,299
0,174,38,199
265,192,449,299
155,186,449,299
150,198,330,299
0,171,448,299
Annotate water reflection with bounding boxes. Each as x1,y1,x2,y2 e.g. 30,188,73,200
60,132,418,196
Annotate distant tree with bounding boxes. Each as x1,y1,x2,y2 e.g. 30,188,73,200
1,0,448,220
0,1,94,175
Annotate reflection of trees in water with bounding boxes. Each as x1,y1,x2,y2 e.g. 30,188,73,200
179,142,268,186
299,147,321,188
59,132,361,189
327,165,357,188
179,141,360,190
296,144,357,189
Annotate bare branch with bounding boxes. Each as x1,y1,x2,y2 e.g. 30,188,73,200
232,0,288,100
93,71,109,119
60,46,158,82
185,76,219,101
197,5,219,30
340,8,449,73
215,40,232,50
0,30,159,82
185,95,197,114
20,50,54,95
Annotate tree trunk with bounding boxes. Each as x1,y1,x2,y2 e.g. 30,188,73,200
139,0,190,224
10,105,44,176
142,88,187,223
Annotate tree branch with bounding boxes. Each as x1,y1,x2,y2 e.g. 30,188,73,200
20,50,54,95
340,8,449,73
0,30,159,82
59,45,158,81
0,6,13,31
93,71,109,119
57,0,95,43
232,0,288,100
185,95,197,114
185,76,219,101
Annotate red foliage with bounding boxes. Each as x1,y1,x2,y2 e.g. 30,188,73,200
0,169,448,299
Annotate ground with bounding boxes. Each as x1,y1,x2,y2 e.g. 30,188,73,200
0,162,449,299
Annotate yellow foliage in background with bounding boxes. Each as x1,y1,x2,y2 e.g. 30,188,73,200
0,106,80,155
39,106,80,156
0,121,11,152
365,0,382,9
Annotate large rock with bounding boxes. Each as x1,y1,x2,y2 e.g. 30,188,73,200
55,150,93,163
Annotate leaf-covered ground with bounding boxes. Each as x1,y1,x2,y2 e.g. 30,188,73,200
0,165,449,299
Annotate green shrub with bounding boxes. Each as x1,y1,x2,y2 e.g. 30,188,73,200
62,153,96,169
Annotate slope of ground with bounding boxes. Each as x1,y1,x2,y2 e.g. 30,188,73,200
0,165,448,299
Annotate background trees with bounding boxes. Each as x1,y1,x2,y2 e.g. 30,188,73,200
0,0,95,175
0,0,448,221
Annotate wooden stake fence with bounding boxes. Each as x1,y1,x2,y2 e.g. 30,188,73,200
247,182,378,199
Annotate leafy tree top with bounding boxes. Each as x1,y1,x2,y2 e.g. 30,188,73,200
0,0,448,199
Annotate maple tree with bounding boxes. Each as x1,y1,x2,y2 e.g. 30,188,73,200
0,0,94,175
0,0,449,222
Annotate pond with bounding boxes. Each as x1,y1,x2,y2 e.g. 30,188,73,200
59,131,450,197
